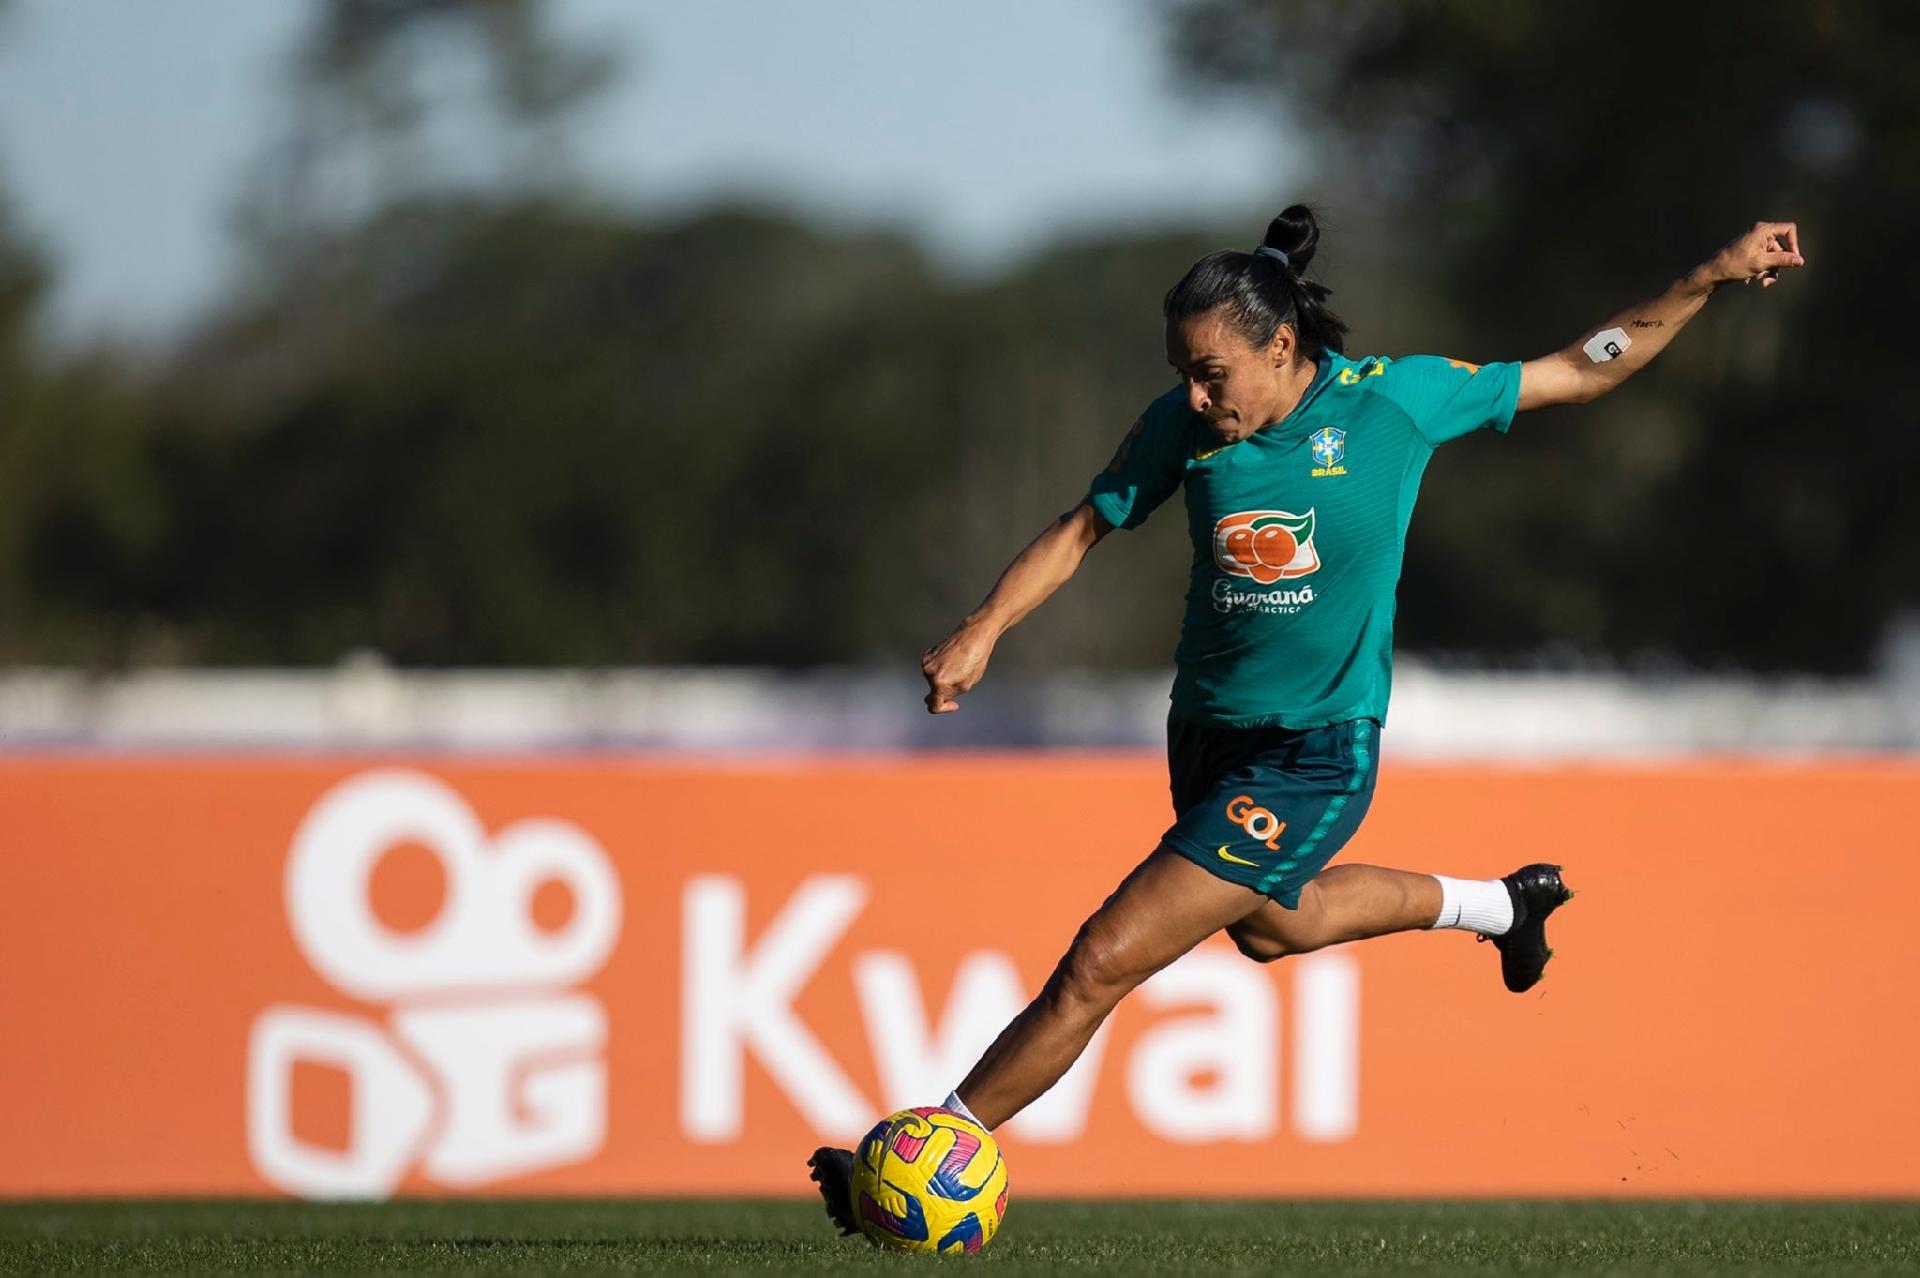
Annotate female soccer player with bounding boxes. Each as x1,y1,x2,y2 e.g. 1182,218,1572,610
812,206,1803,1227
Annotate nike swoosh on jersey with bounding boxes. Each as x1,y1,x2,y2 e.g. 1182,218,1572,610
1216,845,1260,866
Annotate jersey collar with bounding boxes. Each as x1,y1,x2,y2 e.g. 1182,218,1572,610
1254,352,1337,441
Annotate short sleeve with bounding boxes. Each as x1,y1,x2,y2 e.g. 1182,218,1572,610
1373,355,1523,446
1085,391,1191,531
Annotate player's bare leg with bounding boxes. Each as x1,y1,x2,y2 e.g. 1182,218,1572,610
811,846,1260,1229
952,846,1265,1130
1224,864,1438,957
1225,861,1573,992
810,851,1567,1231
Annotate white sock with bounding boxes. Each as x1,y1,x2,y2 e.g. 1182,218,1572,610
942,1090,984,1127
1430,875,1515,935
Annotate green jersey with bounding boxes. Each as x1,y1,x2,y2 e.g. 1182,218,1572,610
1087,351,1522,729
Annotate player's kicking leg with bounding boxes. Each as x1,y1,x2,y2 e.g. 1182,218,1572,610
809,859,1574,1231
810,846,1264,1231
1224,861,1574,992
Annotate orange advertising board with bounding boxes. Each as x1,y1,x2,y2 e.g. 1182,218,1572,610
2,755,1918,1198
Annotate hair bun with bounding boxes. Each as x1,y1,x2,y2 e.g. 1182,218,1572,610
1261,204,1320,272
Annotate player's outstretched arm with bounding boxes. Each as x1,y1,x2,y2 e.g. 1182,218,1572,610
1516,221,1806,411
921,501,1112,714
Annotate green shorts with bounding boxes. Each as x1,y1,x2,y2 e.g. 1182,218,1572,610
1161,714,1379,909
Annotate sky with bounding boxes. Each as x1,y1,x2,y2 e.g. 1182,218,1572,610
0,0,1301,348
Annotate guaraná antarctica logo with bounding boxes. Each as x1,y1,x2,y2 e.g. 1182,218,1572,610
1211,508,1322,615
247,770,623,1199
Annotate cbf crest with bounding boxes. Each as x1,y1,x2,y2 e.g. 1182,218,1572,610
1309,426,1347,478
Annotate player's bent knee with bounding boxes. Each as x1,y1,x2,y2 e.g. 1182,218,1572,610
1226,924,1290,964
1055,929,1140,1011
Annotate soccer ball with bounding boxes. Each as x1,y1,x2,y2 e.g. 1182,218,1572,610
851,1106,1009,1254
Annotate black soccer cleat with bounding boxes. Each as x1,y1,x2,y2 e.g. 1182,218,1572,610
1487,863,1574,993
807,1146,860,1237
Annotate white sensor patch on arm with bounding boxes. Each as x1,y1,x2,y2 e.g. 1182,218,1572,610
1583,327,1631,363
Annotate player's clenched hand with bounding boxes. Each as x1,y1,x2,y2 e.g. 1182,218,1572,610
1702,221,1805,288
921,625,994,714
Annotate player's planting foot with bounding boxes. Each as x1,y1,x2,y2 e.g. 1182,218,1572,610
1487,863,1573,993
807,1146,859,1237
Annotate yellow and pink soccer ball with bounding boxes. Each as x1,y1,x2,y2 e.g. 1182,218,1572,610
850,1106,1009,1254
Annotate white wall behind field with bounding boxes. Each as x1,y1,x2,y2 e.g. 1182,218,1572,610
1,656,1914,757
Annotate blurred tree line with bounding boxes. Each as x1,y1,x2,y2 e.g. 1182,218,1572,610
0,0,1912,673
1170,0,1919,673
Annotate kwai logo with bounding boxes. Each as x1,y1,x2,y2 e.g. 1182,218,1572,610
682,875,1361,1146
247,771,622,1199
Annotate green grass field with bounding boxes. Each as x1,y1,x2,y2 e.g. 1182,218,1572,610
3,1199,1918,1275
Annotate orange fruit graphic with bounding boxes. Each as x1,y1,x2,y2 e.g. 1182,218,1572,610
1252,524,1297,571
1214,510,1318,586
1221,525,1260,570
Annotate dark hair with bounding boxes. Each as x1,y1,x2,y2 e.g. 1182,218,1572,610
1162,204,1350,360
